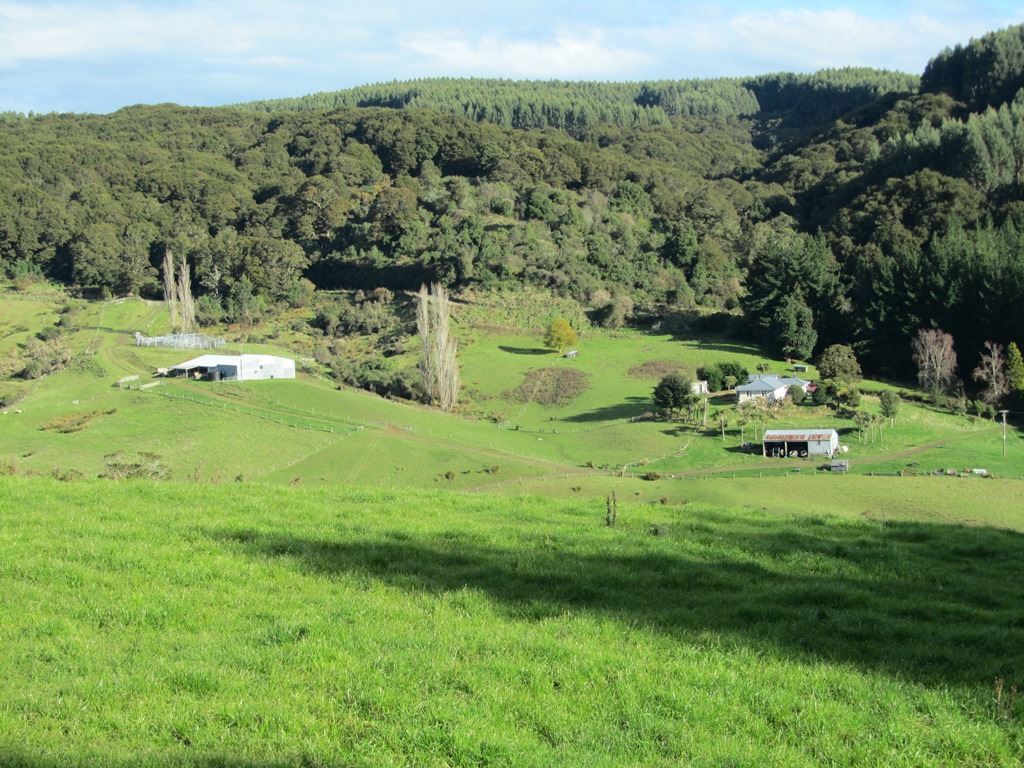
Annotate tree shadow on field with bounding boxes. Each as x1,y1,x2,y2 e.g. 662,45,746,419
659,425,702,438
677,340,762,357
212,515,1024,688
723,444,763,455
97,326,152,336
564,397,649,423
498,345,552,356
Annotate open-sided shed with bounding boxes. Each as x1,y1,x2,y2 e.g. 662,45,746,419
762,428,840,458
170,354,295,382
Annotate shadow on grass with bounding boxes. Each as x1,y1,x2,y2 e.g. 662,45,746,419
212,515,1024,688
678,340,764,357
723,444,762,455
563,397,649,423
658,424,707,438
96,326,163,336
498,345,552,356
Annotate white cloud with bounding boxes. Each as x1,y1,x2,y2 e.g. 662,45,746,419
400,29,652,78
0,1,383,69
626,6,1024,75
718,8,995,71
1,1,1023,111
0,3,252,67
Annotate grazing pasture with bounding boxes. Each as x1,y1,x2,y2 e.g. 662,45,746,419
0,478,1022,767
1,287,1021,497
3,287,1024,767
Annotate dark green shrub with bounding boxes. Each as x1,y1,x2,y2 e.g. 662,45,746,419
817,344,861,382
718,362,749,382
812,385,833,407
195,295,224,326
697,365,724,392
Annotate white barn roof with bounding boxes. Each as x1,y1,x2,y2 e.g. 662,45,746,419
171,354,239,370
172,354,294,369
171,354,296,381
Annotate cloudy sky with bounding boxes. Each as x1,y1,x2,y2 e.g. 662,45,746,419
1,1,1022,113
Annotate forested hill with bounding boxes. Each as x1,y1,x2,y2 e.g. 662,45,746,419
238,70,920,138
921,22,1024,112
3,24,1024,380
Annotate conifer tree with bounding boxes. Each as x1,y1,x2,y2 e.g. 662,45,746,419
879,390,901,426
1007,341,1024,395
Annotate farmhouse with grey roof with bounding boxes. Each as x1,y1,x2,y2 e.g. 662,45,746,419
735,374,809,403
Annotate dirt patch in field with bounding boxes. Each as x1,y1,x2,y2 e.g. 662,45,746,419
628,360,694,380
40,408,116,434
504,368,590,407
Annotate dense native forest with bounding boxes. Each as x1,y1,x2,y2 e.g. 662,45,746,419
3,24,1024,380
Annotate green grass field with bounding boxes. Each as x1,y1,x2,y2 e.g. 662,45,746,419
4,286,1024,766
3,287,1020,496
1,478,1022,767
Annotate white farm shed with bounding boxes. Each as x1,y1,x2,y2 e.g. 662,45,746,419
692,380,709,395
762,429,840,459
171,354,295,382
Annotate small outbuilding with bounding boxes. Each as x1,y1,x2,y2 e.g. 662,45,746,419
691,380,709,395
762,428,840,459
170,354,295,382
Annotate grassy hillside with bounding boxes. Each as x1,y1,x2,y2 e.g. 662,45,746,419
3,287,1021,500
4,286,1024,766
1,478,1022,767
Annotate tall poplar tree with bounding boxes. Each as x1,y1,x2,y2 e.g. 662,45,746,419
162,246,179,332
416,283,459,411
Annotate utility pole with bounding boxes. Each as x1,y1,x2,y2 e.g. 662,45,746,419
999,410,1009,458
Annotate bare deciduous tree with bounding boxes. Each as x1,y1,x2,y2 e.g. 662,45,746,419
911,328,957,394
176,257,196,334
162,246,179,331
972,340,1008,405
416,283,459,411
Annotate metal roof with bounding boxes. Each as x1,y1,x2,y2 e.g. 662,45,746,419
171,354,239,370
737,375,808,392
763,429,839,442
171,354,293,370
